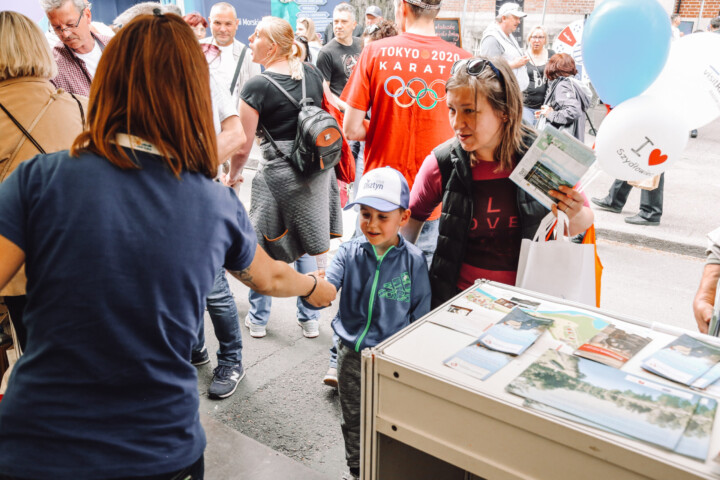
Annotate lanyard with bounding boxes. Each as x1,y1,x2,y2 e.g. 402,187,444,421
114,133,170,158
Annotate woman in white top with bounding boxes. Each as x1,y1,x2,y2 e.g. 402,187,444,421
522,25,554,127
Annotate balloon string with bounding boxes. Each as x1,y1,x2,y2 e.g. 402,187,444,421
577,163,601,193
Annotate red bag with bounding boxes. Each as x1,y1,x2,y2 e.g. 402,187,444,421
322,95,355,184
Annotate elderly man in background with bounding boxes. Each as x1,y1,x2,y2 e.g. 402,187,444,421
42,0,111,96
479,2,529,91
200,2,260,107
365,5,383,26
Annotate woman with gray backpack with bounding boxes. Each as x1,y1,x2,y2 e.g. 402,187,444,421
227,16,343,339
535,53,592,141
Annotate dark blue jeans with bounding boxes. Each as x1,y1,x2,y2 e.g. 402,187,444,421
194,267,242,367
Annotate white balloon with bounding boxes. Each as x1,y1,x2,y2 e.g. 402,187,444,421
595,95,689,182
644,32,720,129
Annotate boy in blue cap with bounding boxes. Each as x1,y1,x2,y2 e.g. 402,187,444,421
310,167,431,480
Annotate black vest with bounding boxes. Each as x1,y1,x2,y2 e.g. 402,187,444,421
428,137,548,308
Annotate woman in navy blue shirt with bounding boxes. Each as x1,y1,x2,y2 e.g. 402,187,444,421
0,13,334,480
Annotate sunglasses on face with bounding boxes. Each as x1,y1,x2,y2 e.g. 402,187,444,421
450,58,504,83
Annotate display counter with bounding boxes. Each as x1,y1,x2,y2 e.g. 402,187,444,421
360,281,720,480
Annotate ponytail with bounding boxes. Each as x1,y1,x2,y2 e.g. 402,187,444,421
288,40,304,80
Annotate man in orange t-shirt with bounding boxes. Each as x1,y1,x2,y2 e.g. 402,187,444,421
342,0,469,265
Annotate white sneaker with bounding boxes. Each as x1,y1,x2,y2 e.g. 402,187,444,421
298,319,319,338
244,315,266,338
323,367,338,388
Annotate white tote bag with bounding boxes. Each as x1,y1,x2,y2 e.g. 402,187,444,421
516,211,596,305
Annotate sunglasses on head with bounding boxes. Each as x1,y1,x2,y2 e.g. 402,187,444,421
450,58,504,83
365,23,380,35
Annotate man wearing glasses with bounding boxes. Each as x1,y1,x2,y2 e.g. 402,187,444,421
42,0,110,97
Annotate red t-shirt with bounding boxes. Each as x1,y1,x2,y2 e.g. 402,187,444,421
410,152,522,289
341,32,470,219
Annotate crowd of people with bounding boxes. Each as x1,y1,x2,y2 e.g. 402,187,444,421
13,0,716,479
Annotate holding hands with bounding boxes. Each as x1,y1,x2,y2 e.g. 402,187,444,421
303,272,336,308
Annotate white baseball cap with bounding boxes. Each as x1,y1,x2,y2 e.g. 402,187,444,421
344,167,410,212
498,2,527,18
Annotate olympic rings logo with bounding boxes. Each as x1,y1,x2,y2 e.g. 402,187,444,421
383,76,447,110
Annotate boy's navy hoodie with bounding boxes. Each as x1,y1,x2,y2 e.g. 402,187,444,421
323,234,431,352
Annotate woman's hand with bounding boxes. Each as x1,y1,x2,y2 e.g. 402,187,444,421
537,105,553,117
549,185,582,219
549,185,594,236
222,171,244,188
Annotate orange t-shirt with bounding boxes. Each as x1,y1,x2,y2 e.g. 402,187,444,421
341,32,470,220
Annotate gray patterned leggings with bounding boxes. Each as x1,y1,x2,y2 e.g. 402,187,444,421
337,342,362,470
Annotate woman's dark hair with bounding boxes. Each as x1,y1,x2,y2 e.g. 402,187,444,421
294,34,311,63
363,20,398,42
545,53,578,80
72,13,218,178
182,12,207,28
446,56,532,172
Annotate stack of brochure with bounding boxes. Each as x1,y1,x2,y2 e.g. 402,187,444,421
507,349,717,461
642,334,720,390
444,309,553,381
509,124,596,210
574,325,652,369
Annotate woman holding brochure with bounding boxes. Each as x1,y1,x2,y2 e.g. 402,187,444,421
401,56,594,307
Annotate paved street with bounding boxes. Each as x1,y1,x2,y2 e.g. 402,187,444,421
197,114,720,479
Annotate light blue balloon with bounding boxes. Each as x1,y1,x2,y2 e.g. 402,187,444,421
582,0,671,106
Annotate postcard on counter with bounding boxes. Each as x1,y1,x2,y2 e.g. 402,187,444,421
526,395,717,461
428,303,497,338
509,124,596,210
574,325,652,369
508,349,701,452
478,308,553,356
444,341,513,381
642,334,720,386
692,362,720,390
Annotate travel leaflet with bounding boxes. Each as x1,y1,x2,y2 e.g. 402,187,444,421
507,349,703,452
641,334,720,386
509,124,596,210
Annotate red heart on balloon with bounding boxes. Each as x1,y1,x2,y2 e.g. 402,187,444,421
648,149,667,166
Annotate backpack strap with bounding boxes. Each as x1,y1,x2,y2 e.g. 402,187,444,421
258,73,300,161
261,73,300,108
0,101,46,154
230,45,248,96
69,92,85,126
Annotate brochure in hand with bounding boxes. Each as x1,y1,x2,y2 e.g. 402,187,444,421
477,308,554,356
641,334,720,386
509,124,596,210
507,349,703,453
574,324,652,369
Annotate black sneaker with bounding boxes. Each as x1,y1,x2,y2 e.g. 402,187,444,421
590,197,622,214
208,364,245,399
191,345,210,366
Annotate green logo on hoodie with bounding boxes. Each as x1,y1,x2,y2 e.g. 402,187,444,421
378,271,411,303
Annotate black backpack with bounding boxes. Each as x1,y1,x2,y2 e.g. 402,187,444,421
259,70,343,175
